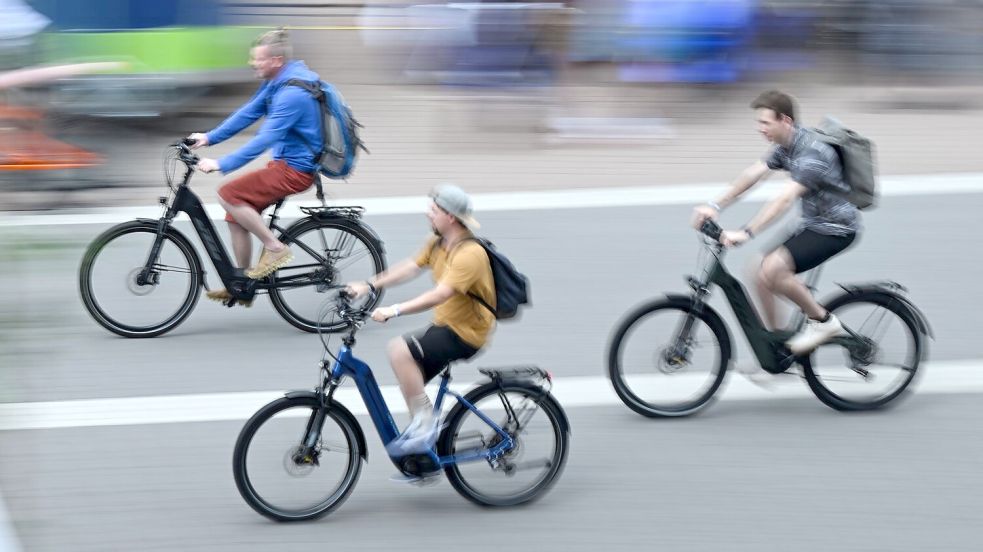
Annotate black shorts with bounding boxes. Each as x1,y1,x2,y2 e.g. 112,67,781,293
403,325,480,382
782,229,857,274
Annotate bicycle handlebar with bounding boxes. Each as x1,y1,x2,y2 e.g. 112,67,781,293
172,139,200,167
699,219,723,242
334,290,372,327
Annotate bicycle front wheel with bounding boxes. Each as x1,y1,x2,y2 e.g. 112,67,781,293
438,382,569,507
607,298,731,417
803,292,923,411
233,396,363,522
79,221,202,338
269,218,386,333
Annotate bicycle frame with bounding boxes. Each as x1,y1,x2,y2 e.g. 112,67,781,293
685,242,856,374
326,345,514,467
141,160,349,301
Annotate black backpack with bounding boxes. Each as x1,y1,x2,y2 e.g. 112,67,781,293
450,237,530,320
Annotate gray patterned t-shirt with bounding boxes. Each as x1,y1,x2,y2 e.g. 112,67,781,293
764,127,861,236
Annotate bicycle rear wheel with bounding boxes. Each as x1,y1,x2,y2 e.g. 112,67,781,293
269,218,385,333
79,221,201,338
803,292,922,411
438,382,569,507
233,396,363,521
607,298,731,417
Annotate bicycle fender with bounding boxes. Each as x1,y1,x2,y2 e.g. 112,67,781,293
826,285,934,340
284,390,368,461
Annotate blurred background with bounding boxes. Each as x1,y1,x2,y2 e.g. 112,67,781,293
1,0,982,209
2,2,983,551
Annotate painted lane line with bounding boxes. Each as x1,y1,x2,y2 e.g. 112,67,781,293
0,360,980,431
1,172,981,228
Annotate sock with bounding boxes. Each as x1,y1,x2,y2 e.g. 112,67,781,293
409,393,433,426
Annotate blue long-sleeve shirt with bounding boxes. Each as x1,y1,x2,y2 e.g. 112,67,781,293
205,60,323,174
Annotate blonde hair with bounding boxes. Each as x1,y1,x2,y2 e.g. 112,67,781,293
254,28,293,60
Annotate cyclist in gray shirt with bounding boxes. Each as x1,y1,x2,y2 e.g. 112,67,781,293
692,90,860,357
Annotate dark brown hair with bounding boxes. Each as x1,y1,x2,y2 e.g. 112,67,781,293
750,90,797,122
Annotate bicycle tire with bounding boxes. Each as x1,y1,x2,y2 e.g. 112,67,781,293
802,291,923,411
607,297,731,417
269,218,386,333
233,396,363,521
437,381,569,507
78,221,202,338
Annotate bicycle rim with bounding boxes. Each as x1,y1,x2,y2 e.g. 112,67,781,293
609,302,728,417
270,220,384,332
234,398,361,521
442,385,567,506
80,225,199,337
807,297,920,410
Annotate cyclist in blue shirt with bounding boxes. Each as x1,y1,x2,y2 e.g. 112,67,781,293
188,29,324,300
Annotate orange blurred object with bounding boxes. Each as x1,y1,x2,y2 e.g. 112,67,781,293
0,104,102,171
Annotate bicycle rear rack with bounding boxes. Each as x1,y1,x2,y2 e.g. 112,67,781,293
299,205,365,220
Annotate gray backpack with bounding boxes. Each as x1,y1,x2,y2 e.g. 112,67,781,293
812,117,878,210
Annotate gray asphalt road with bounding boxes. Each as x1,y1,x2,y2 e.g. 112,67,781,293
1,194,982,550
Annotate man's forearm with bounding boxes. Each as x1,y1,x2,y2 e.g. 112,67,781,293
392,287,448,317
368,259,421,290
745,194,794,236
714,162,769,209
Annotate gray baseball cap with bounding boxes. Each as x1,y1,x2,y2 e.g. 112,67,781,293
430,184,480,230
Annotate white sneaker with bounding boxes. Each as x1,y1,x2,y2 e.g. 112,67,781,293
787,314,844,355
385,416,439,457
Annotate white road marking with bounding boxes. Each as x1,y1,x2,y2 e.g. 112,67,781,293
1,172,982,228
0,359,980,431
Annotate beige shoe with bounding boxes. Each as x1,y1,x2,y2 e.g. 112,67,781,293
205,288,253,308
245,246,293,279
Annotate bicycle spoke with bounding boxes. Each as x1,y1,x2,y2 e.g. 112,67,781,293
153,264,192,274
331,248,371,272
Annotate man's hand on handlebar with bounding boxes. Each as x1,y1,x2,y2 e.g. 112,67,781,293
691,204,719,230
186,133,209,149
344,281,371,300
196,158,220,174
371,306,398,323
720,229,751,248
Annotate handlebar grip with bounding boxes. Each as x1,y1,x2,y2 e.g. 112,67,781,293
182,138,197,147
700,219,722,241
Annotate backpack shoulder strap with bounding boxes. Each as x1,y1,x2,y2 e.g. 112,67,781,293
280,78,323,99
446,237,496,315
274,79,326,169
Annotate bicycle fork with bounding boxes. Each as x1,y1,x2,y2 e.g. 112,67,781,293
135,219,174,286
295,367,343,466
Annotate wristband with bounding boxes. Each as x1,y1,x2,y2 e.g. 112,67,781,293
392,303,401,317
742,225,755,239
707,201,722,211
365,281,377,294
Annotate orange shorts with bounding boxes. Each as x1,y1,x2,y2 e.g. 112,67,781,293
218,160,315,222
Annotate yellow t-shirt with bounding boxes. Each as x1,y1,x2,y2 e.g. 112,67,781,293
415,234,496,348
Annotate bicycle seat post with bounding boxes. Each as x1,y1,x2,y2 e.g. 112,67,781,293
268,199,285,228
314,176,328,208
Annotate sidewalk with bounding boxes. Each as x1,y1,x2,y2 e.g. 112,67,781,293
3,47,982,211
